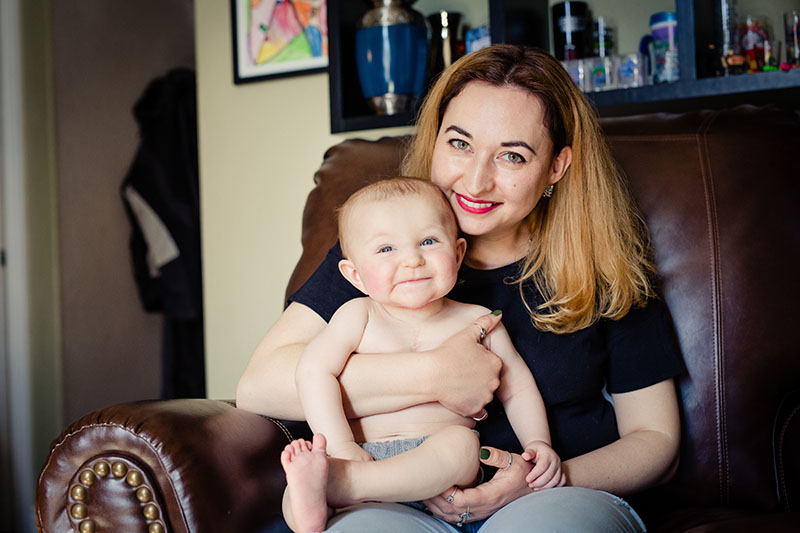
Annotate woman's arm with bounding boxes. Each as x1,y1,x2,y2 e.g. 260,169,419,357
424,378,680,522
562,378,681,495
236,302,326,419
236,302,504,420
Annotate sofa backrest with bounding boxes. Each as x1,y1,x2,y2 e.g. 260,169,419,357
286,106,800,514
603,106,800,515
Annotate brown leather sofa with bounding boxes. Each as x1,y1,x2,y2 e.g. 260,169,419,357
37,106,800,532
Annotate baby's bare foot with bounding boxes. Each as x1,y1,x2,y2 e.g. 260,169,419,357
280,434,330,533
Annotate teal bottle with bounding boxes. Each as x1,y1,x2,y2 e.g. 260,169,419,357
355,0,429,115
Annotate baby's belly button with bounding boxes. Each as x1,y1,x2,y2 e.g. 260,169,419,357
361,418,470,442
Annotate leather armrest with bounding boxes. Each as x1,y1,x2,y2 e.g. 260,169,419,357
775,389,800,512
36,399,299,532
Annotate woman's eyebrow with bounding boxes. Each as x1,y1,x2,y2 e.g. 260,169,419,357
501,140,536,154
445,125,536,155
444,125,472,138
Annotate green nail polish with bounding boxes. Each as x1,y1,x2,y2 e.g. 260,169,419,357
480,448,490,459
491,309,502,316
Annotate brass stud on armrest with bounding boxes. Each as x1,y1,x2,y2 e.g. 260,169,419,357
136,486,152,503
93,461,110,477
70,503,87,519
79,470,95,486
70,485,87,501
111,461,128,478
69,458,166,532
143,503,159,520
126,470,143,487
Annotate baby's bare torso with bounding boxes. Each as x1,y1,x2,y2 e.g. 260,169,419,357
350,298,488,444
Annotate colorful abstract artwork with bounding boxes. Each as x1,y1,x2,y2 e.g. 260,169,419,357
232,0,328,83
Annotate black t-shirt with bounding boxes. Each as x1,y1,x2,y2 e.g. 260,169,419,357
289,243,684,460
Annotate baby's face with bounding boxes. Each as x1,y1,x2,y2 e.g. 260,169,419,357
342,193,465,310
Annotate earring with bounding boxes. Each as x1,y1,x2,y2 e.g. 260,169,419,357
543,185,554,198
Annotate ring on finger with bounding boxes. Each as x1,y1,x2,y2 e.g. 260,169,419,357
473,323,486,342
445,486,457,503
503,451,513,469
472,411,488,422
456,506,471,527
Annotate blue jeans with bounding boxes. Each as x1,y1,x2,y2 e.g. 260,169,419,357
325,487,647,532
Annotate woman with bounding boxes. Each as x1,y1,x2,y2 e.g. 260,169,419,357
238,45,682,531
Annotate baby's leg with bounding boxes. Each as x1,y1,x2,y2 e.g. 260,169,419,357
280,434,332,533
328,425,480,507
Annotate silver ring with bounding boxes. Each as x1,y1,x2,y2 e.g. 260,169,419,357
503,451,513,470
456,506,471,527
474,323,486,342
472,411,488,422
445,486,457,503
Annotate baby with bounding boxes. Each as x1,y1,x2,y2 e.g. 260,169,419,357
281,177,563,532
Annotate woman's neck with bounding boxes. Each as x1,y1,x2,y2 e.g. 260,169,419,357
463,229,531,270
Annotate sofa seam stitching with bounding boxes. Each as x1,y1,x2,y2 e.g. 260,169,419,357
698,110,729,505
261,416,293,442
777,402,799,512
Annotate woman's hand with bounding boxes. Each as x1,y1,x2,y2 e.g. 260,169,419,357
430,312,504,418
423,446,532,524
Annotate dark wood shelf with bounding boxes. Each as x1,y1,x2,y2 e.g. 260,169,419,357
327,0,548,133
336,112,417,134
591,70,800,107
328,0,800,133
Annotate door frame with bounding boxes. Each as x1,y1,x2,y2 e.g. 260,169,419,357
1,0,37,530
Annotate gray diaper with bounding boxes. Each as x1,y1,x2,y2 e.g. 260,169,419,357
360,435,429,461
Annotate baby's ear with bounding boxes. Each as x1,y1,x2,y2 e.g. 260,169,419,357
455,237,467,266
338,259,368,295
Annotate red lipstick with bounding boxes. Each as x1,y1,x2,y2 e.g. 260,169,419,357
455,193,500,214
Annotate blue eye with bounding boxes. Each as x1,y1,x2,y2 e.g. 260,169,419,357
378,246,394,253
420,238,436,246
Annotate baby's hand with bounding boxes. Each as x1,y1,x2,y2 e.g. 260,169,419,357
521,442,565,490
327,441,374,463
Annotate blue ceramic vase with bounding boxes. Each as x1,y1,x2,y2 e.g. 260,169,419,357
355,0,429,115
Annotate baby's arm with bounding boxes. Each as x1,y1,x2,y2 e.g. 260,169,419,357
486,323,564,489
295,299,372,461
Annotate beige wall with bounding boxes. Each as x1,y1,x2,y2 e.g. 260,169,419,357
194,0,410,398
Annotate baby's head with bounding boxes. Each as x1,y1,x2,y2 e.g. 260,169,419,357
337,177,466,309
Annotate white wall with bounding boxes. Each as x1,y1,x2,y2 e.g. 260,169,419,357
194,0,409,398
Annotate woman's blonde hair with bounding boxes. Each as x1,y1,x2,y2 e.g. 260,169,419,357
402,45,654,334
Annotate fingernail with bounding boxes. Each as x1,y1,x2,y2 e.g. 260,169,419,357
491,309,502,316
480,448,490,459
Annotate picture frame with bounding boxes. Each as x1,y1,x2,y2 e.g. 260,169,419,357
230,0,328,84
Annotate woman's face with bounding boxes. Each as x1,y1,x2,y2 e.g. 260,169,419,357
430,81,571,247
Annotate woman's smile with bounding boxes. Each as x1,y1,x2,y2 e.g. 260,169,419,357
455,193,501,214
